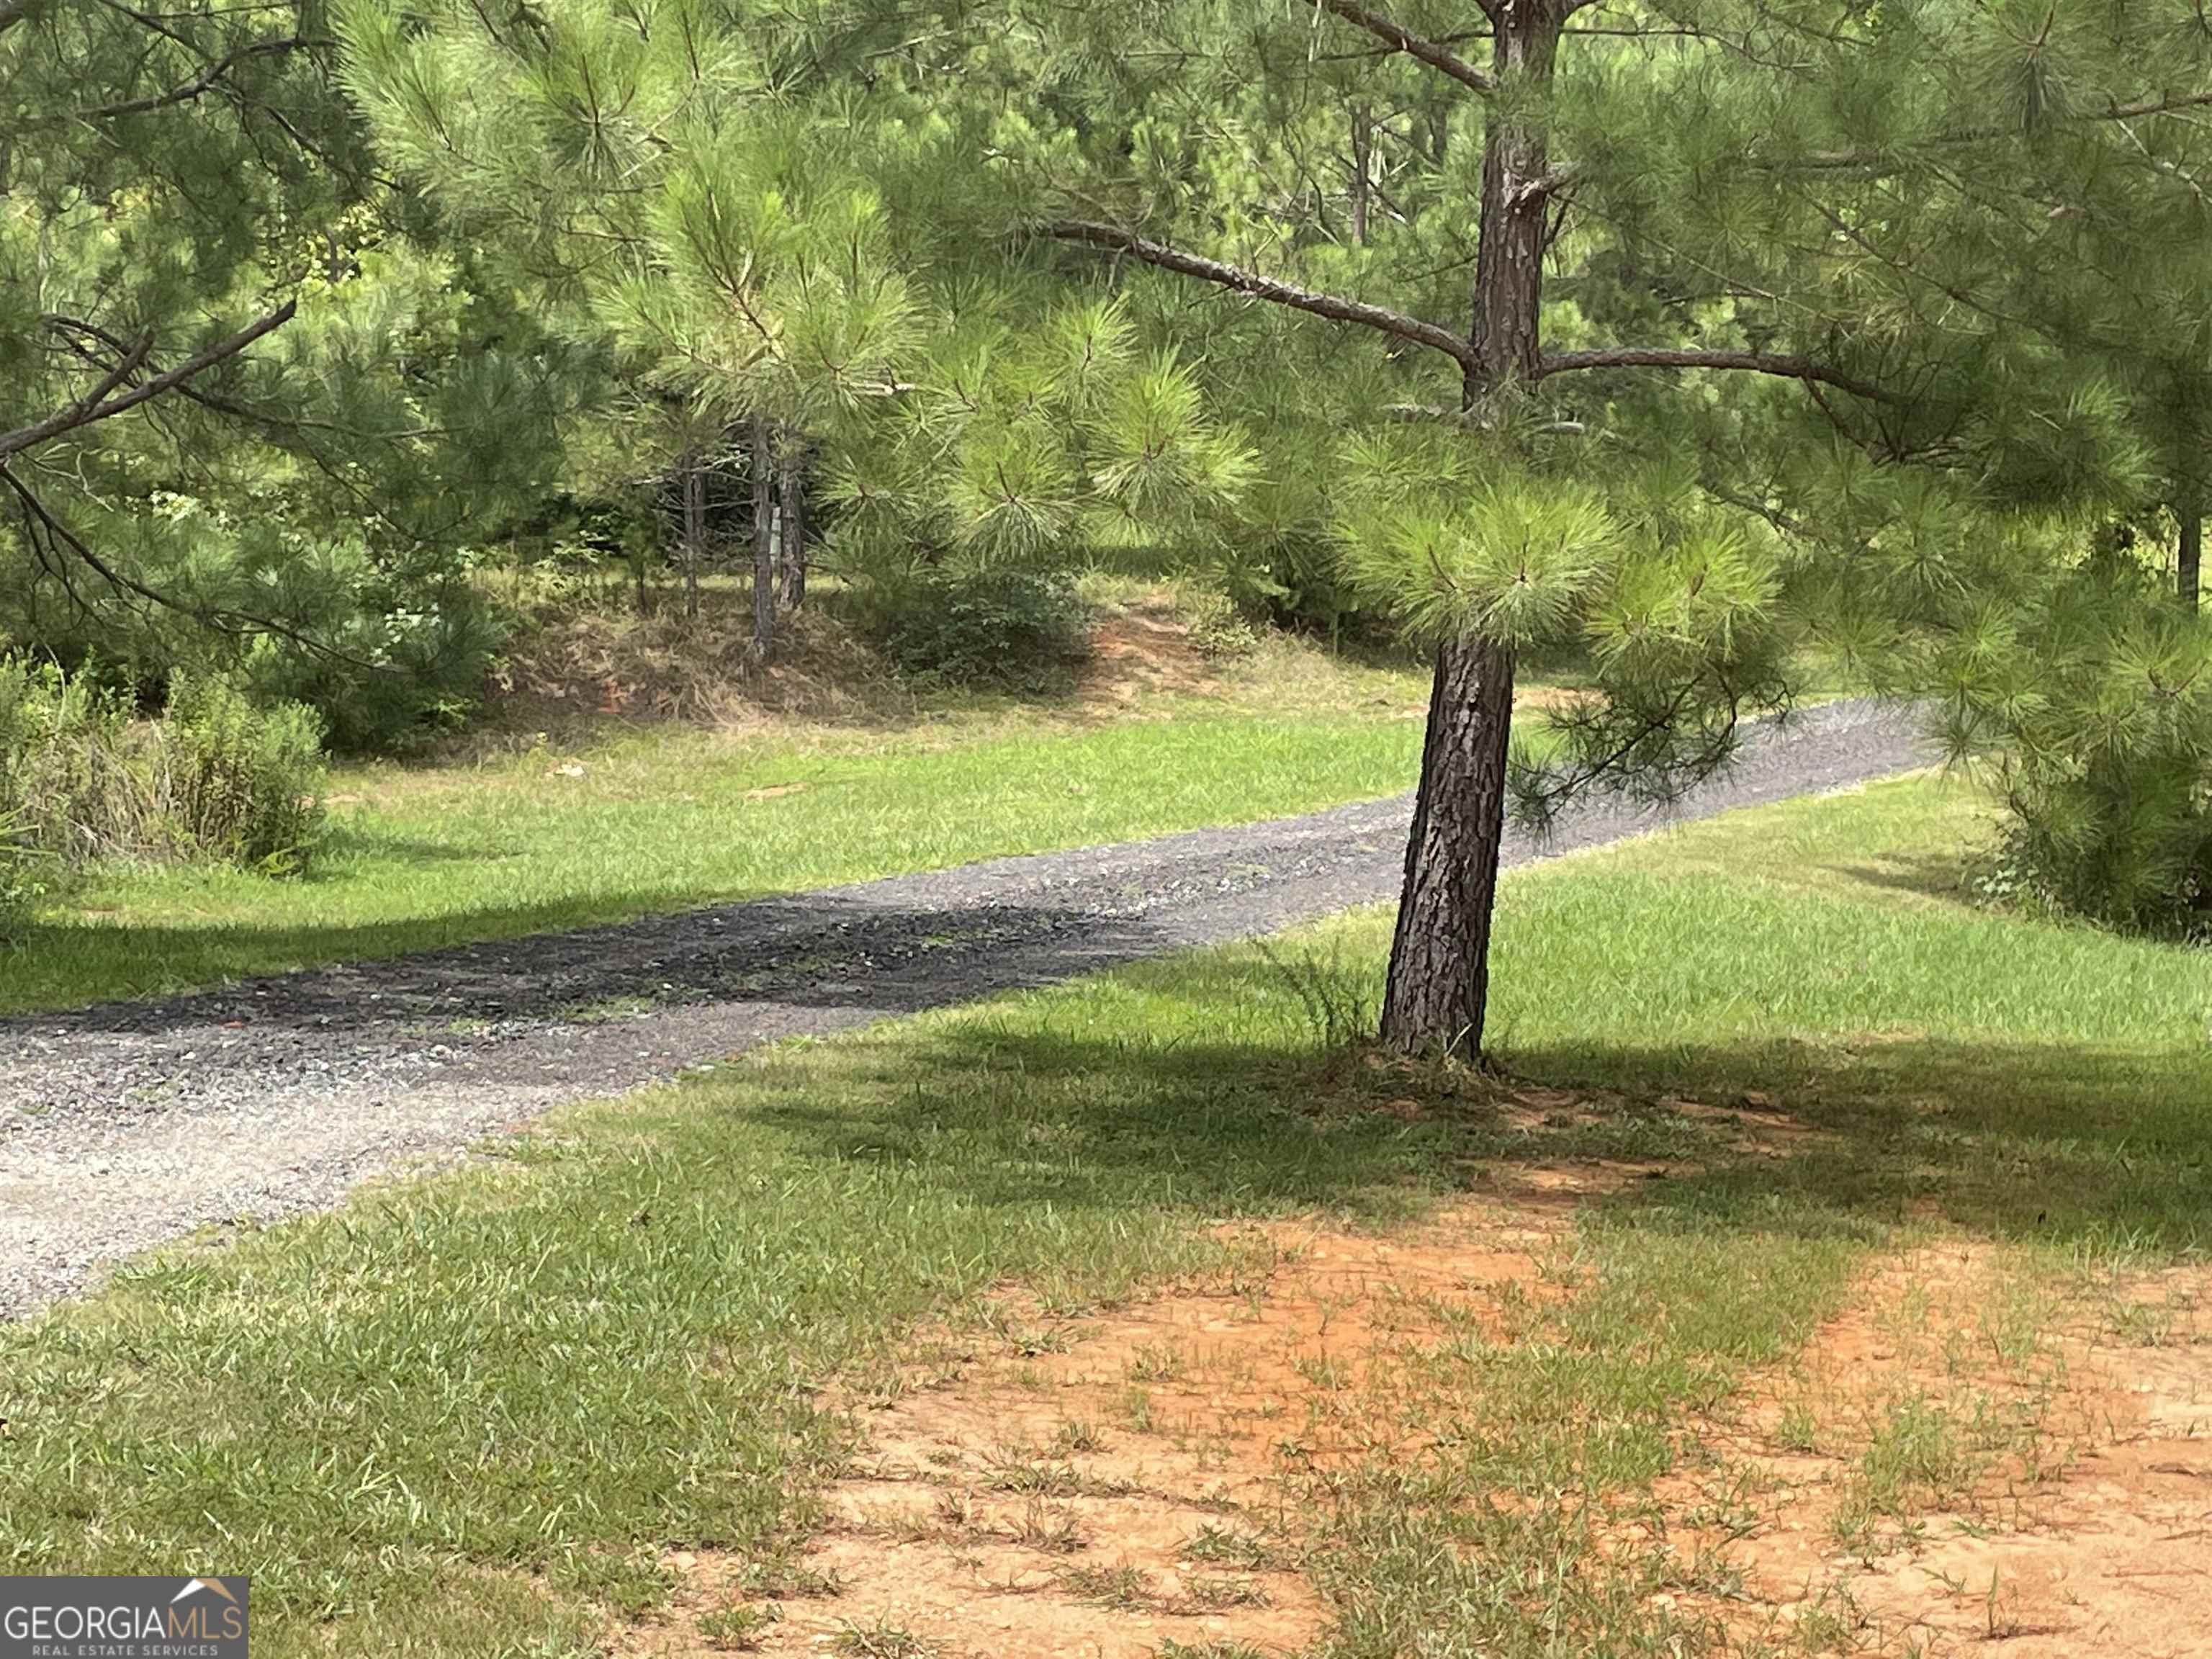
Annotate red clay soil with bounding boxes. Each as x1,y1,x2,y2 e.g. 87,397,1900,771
615,1198,1560,1659
1662,1246,2212,1657
616,1161,2209,1658
1076,611,1215,707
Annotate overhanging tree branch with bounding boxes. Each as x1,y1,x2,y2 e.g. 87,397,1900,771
1044,220,1479,372
1316,0,1496,95
1537,345,1897,402
60,35,325,121
0,301,298,461
1,465,391,670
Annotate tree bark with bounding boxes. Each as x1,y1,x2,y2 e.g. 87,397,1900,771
1350,103,1372,246
750,413,776,660
2182,508,2201,613
1379,0,1562,1057
1381,635,1518,1055
681,446,705,621
778,435,808,610
1466,3,1558,394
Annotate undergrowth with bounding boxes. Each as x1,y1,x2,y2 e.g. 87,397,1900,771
0,662,325,934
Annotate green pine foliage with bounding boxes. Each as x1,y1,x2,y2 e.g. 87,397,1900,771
12,0,2212,941
1,6,590,748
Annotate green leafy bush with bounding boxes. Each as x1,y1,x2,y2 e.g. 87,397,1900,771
864,567,1092,688
0,814,58,940
0,662,327,936
1176,585,1262,663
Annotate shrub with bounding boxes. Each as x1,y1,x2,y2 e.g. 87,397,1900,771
0,661,327,936
0,661,138,871
1991,746,2212,936
0,815,57,940
865,567,1092,688
1176,585,1262,662
158,675,328,870
1948,561,2212,937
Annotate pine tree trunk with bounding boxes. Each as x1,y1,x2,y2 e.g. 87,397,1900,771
1350,103,1372,246
1380,635,1517,1055
682,447,705,621
778,436,808,610
2182,508,2201,613
1378,0,1561,1057
750,413,776,660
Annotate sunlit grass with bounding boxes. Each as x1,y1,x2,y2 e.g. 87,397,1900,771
4,775,2207,1655
4,699,1428,1014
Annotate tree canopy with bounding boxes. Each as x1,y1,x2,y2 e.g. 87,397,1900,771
9,0,2212,1033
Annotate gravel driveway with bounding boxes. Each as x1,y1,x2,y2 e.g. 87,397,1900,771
0,699,1932,1318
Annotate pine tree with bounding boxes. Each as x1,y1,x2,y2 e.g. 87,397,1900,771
848,0,2212,1053
1,0,332,601
338,0,2212,1014
2,1,586,744
336,0,1260,660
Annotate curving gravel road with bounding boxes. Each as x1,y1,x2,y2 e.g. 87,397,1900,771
0,698,1933,1318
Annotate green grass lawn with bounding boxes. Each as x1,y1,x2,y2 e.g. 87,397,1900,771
3,703,1428,1015
4,774,2207,1656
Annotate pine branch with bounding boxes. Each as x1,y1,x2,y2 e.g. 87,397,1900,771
59,35,326,121
0,464,389,670
1791,90,2212,171
0,302,298,461
0,0,35,35
1537,346,1897,402
1043,220,1478,372
1316,1,1495,95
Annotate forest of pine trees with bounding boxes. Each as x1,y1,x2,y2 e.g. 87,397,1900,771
8,0,2212,1049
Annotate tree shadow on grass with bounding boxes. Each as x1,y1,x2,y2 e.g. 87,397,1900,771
1498,1033,2212,1255
1829,851,1984,905
734,950,2212,1264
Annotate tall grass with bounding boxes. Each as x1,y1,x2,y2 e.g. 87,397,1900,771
0,662,326,935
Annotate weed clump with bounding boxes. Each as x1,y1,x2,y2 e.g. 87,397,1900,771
0,662,325,935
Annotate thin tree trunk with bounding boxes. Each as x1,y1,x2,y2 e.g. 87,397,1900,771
750,413,775,660
1350,103,1372,246
1465,6,1557,392
2182,508,2201,613
778,435,808,610
1379,0,1562,1057
1380,635,1517,1055
681,446,705,621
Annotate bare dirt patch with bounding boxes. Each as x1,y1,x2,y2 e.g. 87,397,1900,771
1076,608,1216,709
616,1198,1565,1659
1663,1245,2212,1656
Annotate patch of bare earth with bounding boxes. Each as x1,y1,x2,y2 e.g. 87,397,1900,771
616,1196,1568,1659
1076,608,1216,709
1656,1244,2212,1656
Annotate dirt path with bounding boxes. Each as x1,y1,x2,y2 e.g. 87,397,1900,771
0,700,1929,1318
